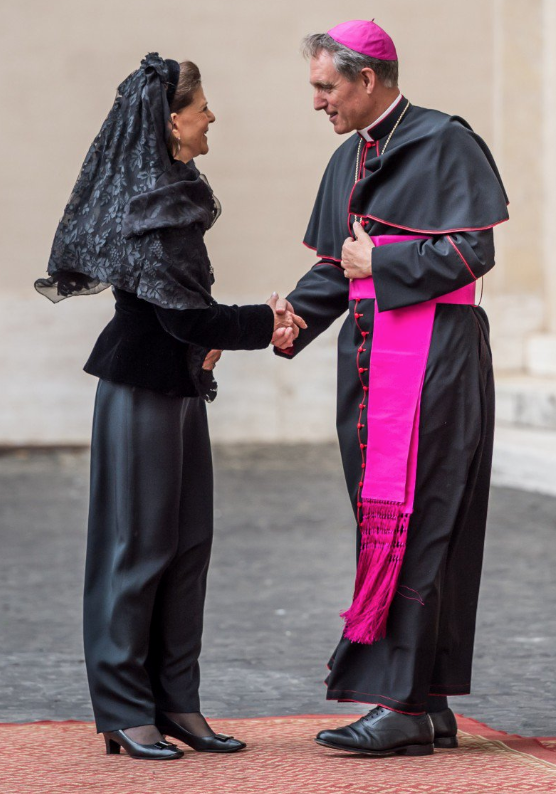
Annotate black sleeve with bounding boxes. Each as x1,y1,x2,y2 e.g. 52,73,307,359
371,229,495,312
274,260,350,359
155,302,274,350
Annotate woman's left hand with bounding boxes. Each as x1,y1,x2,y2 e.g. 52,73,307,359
342,221,375,279
202,349,222,370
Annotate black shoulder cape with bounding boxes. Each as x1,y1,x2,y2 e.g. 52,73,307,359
304,103,509,261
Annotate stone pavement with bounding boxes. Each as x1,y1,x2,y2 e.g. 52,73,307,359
0,446,555,736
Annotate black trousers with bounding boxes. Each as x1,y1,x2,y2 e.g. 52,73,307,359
83,380,213,733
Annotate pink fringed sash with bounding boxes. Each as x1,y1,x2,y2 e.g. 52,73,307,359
341,235,475,644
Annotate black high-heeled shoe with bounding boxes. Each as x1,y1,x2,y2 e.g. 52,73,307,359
155,711,246,753
103,729,184,760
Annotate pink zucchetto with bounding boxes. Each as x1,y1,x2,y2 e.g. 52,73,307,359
327,19,397,61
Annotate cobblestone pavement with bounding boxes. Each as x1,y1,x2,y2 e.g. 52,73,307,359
0,446,555,736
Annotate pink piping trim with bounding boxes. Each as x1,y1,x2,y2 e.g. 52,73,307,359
353,298,368,526
302,241,342,263
335,699,426,716
350,213,509,235
447,235,477,280
326,661,471,699
314,261,344,273
327,688,426,707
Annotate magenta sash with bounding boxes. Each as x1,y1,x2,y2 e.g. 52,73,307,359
341,235,475,644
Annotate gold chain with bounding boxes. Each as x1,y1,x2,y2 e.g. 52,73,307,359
353,100,411,224
381,100,410,156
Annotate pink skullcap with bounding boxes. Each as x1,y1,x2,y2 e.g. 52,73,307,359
327,19,397,61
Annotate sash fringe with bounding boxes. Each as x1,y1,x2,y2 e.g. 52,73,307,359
341,499,410,645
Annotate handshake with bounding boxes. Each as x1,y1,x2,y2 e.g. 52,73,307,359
266,292,308,350
202,293,308,371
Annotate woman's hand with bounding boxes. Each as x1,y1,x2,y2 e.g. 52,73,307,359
341,221,374,279
266,293,307,349
202,349,222,370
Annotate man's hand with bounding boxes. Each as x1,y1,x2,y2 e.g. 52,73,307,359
266,292,308,349
202,349,222,370
341,221,374,279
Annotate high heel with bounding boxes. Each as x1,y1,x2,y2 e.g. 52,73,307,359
104,736,121,754
155,711,246,753
103,729,184,760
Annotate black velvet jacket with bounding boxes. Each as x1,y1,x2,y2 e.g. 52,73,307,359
84,288,274,397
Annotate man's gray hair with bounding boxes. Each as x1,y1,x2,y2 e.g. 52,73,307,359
302,33,399,88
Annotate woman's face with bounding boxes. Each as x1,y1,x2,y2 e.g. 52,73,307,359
171,86,216,162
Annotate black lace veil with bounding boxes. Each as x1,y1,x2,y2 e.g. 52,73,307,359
34,52,221,311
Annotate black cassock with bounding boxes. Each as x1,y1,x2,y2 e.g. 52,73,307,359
276,98,508,714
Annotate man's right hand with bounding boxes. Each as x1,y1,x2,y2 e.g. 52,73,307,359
266,292,307,349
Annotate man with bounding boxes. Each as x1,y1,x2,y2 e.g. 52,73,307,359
275,20,508,757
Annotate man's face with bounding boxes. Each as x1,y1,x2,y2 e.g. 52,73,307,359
309,51,372,134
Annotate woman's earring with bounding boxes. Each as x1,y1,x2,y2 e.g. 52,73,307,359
175,135,181,157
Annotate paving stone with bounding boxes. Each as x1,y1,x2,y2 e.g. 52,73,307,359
0,446,554,736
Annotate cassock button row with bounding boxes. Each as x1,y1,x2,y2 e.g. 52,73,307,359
361,463,366,468
359,347,366,353
359,481,364,488
359,403,366,409
363,386,369,392
355,312,363,318
358,367,368,373
360,443,367,449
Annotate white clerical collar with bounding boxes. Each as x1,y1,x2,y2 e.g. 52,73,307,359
358,93,403,142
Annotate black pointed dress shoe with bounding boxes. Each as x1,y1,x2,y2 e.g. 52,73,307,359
429,708,458,748
315,706,434,757
103,729,184,760
155,711,246,753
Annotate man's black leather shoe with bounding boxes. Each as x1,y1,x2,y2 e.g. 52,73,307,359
315,706,434,757
429,708,458,748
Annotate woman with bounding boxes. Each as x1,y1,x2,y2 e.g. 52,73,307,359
35,54,304,760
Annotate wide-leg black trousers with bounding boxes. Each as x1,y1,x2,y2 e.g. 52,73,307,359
83,380,213,733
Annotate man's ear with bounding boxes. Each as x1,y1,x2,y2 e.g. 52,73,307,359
360,68,377,95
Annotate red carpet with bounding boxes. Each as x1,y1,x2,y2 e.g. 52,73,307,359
1,715,555,793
